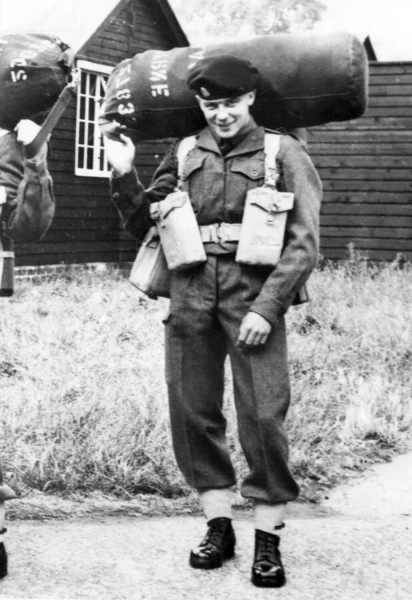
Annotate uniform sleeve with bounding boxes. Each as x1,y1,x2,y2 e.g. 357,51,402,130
0,132,55,242
110,140,178,240
250,135,322,326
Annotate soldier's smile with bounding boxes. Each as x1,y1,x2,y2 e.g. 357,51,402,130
197,91,256,139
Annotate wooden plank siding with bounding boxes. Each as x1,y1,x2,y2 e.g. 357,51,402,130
308,61,412,262
14,0,187,266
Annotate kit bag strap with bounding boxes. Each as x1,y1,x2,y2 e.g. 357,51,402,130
24,79,78,160
176,135,197,187
264,132,282,188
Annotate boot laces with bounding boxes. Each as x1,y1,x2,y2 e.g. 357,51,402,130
200,520,229,551
255,534,280,571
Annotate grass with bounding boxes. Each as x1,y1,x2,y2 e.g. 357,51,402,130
0,254,411,504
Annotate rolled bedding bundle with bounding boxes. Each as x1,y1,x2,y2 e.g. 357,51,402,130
99,31,368,140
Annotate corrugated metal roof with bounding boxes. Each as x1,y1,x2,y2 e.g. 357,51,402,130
0,0,188,54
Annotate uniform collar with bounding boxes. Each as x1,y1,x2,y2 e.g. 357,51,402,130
196,122,265,157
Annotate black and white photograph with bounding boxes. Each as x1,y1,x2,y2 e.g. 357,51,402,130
0,0,411,598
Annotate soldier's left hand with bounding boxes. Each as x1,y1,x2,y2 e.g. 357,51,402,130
237,312,272,348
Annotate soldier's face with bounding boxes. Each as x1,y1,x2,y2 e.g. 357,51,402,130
197,91,256,139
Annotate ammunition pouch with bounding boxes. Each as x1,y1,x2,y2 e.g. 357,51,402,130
236,187,294,267
129,226,170,299
150,190,206,271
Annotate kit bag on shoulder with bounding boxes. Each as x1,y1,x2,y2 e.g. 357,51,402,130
0,187,14,297
0,32,74,131
100,32,368,141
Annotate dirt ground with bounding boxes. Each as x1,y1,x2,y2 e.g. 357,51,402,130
0,451,411,600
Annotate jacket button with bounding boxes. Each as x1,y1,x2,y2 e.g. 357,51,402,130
113,192,120,199
251,170,258,177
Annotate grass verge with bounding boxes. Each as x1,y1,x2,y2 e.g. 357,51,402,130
1,256,411,505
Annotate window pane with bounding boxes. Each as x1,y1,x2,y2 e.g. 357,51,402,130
80,72,87,94
89,98,95,121
87,147,94,170
78,147,84,168
80,97,86,119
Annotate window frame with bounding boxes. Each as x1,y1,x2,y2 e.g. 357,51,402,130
75,60,113,178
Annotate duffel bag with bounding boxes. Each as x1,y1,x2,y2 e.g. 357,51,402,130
0,32,74,130
99,31,368,140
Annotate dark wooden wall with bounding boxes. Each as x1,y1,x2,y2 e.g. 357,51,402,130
15,0,184,266
308,61,412,262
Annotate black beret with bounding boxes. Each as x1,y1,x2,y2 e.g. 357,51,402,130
187,55,259,100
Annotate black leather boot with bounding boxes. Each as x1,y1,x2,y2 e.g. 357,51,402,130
189,517,236,569
251,529,286,588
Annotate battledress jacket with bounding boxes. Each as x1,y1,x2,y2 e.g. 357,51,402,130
111,123,322,326
0,130,55,502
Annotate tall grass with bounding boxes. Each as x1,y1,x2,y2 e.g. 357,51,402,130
0,256,411,502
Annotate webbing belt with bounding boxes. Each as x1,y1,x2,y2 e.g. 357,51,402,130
199,222,241,243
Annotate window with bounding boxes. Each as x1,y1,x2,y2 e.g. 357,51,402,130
75,61,113,177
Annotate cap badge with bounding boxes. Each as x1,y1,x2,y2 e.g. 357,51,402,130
200,86,211,98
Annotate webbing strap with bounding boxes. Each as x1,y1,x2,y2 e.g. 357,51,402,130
176,135,197,183
0,185,6,207
176,132,281,187
0,186,5,232
264,133,281,187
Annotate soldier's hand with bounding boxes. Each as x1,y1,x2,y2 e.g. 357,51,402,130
104,130,136,176
237,311,272,348
14,119,41,145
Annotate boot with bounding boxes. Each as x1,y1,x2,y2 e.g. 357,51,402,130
189,517,235,569
251,529,286,588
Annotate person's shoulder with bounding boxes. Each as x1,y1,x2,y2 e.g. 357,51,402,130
275,131,309,157
0,129,23,165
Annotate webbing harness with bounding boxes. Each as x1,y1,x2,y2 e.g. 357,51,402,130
175,132,282,243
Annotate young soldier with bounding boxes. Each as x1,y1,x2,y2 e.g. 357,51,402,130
105,55,322,588
0,118,55,576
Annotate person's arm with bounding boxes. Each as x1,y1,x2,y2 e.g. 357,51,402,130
0,121,55,242
249,134,322,327
106,132,178,240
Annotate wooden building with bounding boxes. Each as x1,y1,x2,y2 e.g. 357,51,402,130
308,61,412,262
13,0,188,266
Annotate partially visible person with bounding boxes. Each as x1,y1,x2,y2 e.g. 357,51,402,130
0,118,55,577
0,119,55,241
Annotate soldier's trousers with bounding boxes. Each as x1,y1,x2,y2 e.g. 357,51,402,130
164,255,299,503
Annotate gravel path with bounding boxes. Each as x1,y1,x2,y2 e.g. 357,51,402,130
0,452,411,600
